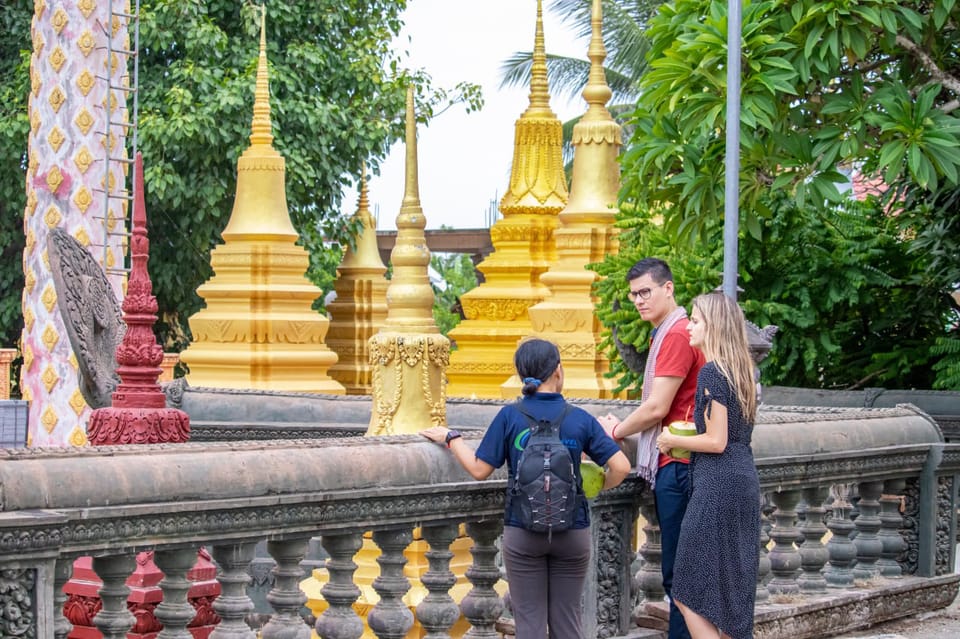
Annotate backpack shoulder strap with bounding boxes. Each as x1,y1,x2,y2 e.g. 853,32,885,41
515,401,571,435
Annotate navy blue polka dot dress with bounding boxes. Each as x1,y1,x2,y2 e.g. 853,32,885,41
672,362,761,639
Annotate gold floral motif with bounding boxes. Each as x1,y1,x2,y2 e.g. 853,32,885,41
23,306,35,331
34,0,46,20
106,207,117,231
41,405,59,434
29,150,39,177
69,352,78,370
105,247,115,269
41,283,57,312
22,345,34,373
41,249,49,269
77,30,96,57
74,227,91,246
48,46,66,72
51,7,68,34
77,69,95,96
32,29,44,54
41,323,60,351
73,186,93,214
78,0,95,18
31,67,41,96
41,364,59,392
73,146,94,173
47,126,65,152
69,426,88,446
25,190,37,217
43,204,62,228
69,388,88,416
30,111,41,135
74,109,95,135
48,85,65,112
45,166,64,193
24,269,36,294
25,230,36,253
112,14,123,37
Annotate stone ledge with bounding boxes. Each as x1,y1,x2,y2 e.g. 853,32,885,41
755,574,960,639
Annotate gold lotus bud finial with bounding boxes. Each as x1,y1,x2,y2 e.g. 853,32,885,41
358,162,374,228
582,0,613,117
250,5,273,147
402,86,421,210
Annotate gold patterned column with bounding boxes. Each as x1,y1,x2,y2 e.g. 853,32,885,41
510,0,623,399
446,0,568,399
367,86,449,434
326,170,389,394
179,8,344,394
21,0,130,446
0,349,18,400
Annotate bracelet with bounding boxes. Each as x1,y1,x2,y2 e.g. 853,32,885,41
612,423,623,442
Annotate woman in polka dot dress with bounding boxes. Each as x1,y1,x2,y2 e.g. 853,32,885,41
656,293,761,639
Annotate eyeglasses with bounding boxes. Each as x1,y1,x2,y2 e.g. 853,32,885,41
627,284,663,302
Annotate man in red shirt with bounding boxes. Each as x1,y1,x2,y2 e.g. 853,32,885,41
599,258,704,639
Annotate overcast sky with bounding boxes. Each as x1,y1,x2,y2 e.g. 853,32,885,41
340,0,589,230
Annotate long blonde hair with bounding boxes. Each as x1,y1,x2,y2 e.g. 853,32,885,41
692,293,757,422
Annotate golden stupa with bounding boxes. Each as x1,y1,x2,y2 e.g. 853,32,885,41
446,0,569,399
367,86,450,434
508,0,623,398
326,169,389,394
179,9,344,394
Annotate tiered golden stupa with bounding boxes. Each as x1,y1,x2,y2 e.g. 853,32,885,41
179,9,344,394
446,0,569,399
508,0,623,399
326,169,389,394
366,86,449,434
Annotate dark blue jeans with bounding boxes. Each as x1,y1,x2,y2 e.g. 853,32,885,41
655,462,691,639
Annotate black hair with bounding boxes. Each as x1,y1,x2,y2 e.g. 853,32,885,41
514,338,561,396
626,257,673,285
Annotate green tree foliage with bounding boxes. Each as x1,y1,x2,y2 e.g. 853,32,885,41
597,0,960,390
429,252,478,337
0,2,481,352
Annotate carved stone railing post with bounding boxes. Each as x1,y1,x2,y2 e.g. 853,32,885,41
797,486,829,593
368,528,415,639
756,495,772,602
635,500,664,605
261,538,311,639
767,488,802,595
54,557,74,639
91,554,137,639
210,542,258,639
462,520,505,639
416,523,461,639
854,480,884,580
315,532,364,639
591,507,635,639
154,547,199,638
825,484,857,588
879,479,907,577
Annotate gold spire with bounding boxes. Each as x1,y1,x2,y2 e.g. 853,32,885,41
519,0,623,399
219,5,296,240
446,0,568,398
383,86,437,333
181,6,344,394
339,167,384,270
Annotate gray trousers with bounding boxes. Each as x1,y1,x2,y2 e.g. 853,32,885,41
502,526,591,639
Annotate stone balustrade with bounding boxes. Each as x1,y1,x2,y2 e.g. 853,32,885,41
0,403,958,639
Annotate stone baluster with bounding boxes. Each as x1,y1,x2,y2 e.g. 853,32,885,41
154,547,200,639
767,488,802,595
635,500,664,605
417,523,462,638
210,542,258,639
853,481,884,580
91,554,137,639
315,532,364,639
368,528,415,639
797,486,829,593
878,478,907,578
261,538,311,639
824,484,857,588
462,520,505,639
54,557,74,639
756,494,771,603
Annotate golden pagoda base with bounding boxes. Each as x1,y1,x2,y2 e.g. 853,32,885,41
447,323,533,399
302,529,507,639
367,332,449,435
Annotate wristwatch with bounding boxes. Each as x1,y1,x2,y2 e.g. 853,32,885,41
444,429,462,448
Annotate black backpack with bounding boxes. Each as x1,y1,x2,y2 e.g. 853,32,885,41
509,403,580,538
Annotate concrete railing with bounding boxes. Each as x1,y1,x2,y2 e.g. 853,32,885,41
0,404,958,639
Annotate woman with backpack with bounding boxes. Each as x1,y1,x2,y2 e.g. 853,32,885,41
421,338,630,639
654,293,761,639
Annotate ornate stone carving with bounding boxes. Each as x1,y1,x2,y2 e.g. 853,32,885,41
595,508,630,638
0,568,36,638
900,477,921,575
